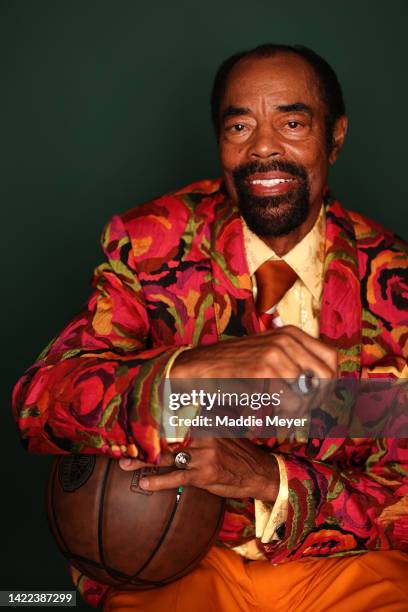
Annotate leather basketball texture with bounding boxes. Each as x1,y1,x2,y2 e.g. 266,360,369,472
46,455,225,589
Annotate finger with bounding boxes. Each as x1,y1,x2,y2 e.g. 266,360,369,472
269,328,337,378
258,339,303,379
119,458,146,471
277,326,338,375
139,468,193,492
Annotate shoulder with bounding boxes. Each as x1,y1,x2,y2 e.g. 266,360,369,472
100,178,225,264
327,200,408,259
348,209,408,256
120,178,223,230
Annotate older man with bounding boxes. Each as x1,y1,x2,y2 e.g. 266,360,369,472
13,44,408,610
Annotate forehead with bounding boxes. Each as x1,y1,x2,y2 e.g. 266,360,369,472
221,53,324,113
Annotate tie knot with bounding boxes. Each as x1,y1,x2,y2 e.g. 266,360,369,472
255,259,298,313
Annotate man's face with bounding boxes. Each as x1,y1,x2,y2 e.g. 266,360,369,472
219,53,338,238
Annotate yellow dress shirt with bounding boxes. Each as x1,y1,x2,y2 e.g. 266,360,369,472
233,207,326,558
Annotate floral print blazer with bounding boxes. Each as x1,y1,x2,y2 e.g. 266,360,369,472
12,179,408,608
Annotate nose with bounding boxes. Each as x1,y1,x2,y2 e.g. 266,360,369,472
249,125,285,159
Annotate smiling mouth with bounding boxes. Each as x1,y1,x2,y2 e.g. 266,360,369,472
245,174,298,196
249,178,296,186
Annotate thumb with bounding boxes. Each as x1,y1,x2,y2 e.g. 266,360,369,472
119,457,145,471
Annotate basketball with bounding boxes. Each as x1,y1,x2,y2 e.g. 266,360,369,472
46,454,225,589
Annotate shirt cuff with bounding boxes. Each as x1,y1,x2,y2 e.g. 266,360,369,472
254,453,289,543
163,345,193,442
165,345,192,379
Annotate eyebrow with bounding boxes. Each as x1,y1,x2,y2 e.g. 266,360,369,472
276,103,313,116
221,106,252,122
221,102,313,123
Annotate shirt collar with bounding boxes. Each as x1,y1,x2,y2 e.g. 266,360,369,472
242,206,325,302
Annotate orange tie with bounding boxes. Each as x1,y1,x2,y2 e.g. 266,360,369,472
255,259,298,331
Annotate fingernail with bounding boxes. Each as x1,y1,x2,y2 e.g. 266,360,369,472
139,478,149,489
120,458,131,468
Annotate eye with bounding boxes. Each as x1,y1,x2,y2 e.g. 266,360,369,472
230,123,246,132
223,121,253,141
287,120,301,129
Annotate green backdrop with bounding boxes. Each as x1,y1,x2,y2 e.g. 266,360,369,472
2,1,407,607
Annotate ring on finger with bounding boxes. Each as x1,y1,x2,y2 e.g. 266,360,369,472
294,370,320,395
174,450,192,469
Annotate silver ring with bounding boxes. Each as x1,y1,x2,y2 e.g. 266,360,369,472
174,451,192,469
295,371,320,395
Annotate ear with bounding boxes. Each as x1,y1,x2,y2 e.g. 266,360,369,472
329,115,348,165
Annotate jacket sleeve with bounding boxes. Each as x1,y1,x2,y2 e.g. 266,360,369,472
260,431,408,560
11,214,187,463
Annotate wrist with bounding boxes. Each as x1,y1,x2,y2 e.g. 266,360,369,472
170,345,214,378
170,349,192,378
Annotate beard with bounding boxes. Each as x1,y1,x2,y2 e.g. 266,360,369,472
232,160,310,237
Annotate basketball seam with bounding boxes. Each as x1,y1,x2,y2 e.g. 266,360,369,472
157,498,226,584
112,488,183,588
49,457,97,580
95,460,155,585
97,457,118,581
133,490,181,576
119,492,226,588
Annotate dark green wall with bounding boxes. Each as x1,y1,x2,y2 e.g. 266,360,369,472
2,1,407,606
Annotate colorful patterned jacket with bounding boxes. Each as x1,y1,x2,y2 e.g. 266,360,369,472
12,179,408,608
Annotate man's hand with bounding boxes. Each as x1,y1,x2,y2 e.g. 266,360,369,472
119,328,335,501
119,438,280,502
171,325,338,380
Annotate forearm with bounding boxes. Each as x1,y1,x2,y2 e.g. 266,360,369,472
12,213,193,463
12,344,190,462
258,438,408,561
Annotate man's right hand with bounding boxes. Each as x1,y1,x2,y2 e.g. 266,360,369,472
171,325,338,380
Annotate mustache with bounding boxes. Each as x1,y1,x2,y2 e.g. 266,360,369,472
232,160,307,183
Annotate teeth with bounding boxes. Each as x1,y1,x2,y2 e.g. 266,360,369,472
251,178,294,185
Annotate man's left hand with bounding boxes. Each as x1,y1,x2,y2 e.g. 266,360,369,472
119,438,280,502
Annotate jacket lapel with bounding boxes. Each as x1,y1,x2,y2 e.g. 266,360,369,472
320,199,362,376
209,194,260,340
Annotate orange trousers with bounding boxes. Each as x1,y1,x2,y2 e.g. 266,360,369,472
103,546,408,612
